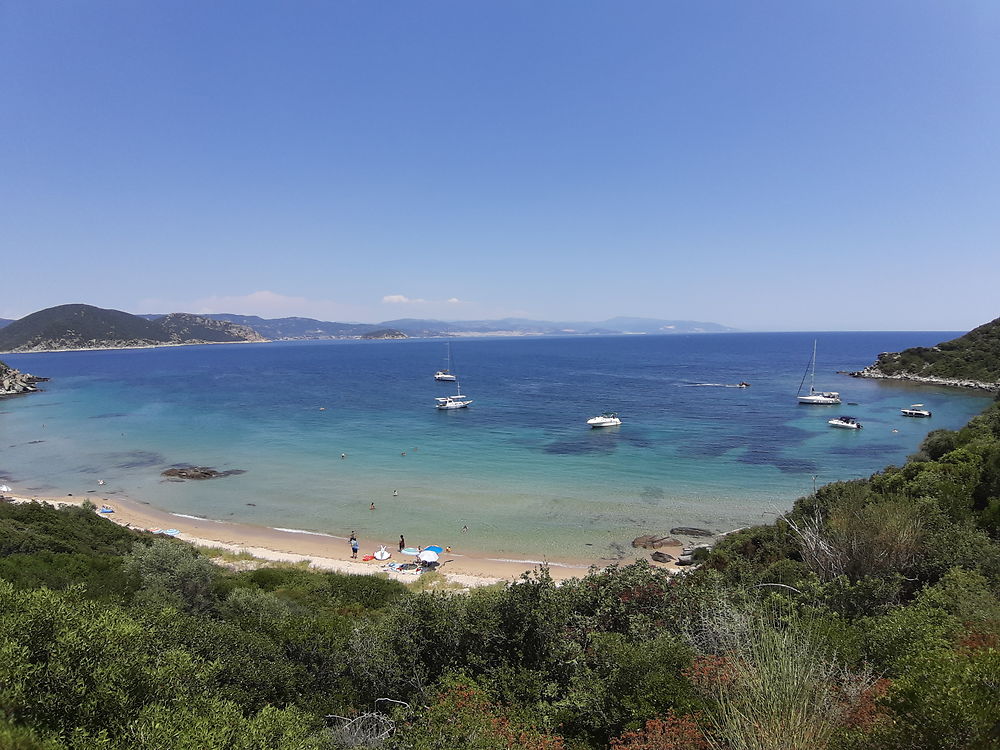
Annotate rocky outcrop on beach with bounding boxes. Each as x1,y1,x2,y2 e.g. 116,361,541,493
161,466,247,480
849,317,1000,392
0,360,46,395
0,304,269,353
631,534,681,549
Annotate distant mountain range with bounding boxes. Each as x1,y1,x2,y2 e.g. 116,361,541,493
161,314,735,339
0,319,13,329
0,305,735,353
0,305,266,353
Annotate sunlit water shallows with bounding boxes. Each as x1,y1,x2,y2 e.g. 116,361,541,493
1,333,992,562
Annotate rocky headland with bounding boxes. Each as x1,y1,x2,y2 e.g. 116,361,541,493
0,304,268,353
0,360,47,395
849,317,1000,392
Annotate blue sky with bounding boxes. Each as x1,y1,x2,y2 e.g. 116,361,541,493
2,1,997,330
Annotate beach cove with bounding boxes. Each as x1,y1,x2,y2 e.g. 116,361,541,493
1,332,993,570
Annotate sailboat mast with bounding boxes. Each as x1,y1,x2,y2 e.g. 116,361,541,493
810,339,817,394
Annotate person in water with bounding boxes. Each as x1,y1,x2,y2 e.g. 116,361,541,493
370,502,376,510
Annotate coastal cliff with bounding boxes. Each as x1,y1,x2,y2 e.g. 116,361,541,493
850,316,1000,392
0,304,267,353
0,360,46,395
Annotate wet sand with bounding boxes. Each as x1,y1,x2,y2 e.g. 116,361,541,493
3,487,681,587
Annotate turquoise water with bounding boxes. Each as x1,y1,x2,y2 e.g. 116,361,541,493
1,333,992,561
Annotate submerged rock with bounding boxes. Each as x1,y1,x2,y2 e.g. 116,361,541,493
670,527,715,537
161,466,246,480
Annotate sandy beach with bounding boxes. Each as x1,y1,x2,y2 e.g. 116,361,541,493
1,485,680,587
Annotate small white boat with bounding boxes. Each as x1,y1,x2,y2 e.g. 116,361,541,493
828,416,863,429
797,340,841,404
434,343,458,381
901,404,932,418
587,412,622,428
436,378,472,409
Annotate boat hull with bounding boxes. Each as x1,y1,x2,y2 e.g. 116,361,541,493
436,399,472,410
587,417,621,427
798,395,841,405
828,418,862,429
434,373,457,382
901,409,931,418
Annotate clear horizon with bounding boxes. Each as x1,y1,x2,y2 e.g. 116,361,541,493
3,2,998,330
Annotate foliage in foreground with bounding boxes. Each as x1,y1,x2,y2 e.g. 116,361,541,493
1,399,1000,748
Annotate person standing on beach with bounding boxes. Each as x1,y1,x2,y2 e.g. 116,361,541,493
398,534,405,552
350,532,359,559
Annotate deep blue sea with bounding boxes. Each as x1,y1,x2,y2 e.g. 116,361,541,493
1,333,993,562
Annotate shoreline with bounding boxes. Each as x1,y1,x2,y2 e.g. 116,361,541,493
849,368,1000,393
1,486,681,587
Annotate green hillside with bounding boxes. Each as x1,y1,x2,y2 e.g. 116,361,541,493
856,316,1000,386
0,304,265,352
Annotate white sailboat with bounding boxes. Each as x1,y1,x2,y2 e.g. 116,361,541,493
436,377,473,409
797,340,841,404
434,343,457,381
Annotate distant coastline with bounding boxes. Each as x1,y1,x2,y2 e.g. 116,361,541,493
0,338,267,356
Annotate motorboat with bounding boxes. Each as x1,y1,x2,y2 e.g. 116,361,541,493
587,412,622,428
901,404,932,418
828,416,862,429
797,340,841,404
434,343,458,381
436,378,472,409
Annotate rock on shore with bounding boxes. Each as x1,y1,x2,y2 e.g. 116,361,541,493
849,361,999,392
0,360,47,395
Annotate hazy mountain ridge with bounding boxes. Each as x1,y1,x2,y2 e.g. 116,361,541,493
0,305,266,353
851,316,1000,390
204,314,734,339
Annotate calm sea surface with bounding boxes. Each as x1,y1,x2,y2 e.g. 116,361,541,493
1,333,993,561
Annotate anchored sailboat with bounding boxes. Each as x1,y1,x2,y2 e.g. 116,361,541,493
797,340,841,405
434,343,457,381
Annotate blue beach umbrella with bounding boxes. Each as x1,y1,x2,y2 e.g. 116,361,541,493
424,545,444,554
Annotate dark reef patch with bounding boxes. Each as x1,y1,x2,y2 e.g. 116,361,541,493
108,451,166,470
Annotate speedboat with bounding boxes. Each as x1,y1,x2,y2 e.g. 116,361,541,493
587,412,622,428
828,416,862,429
901,404,932,418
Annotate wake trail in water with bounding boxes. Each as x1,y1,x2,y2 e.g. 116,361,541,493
680,383,746,388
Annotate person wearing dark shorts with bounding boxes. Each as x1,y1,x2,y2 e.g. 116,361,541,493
350,533,359,559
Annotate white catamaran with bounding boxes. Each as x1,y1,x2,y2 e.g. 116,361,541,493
797,340,841,405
